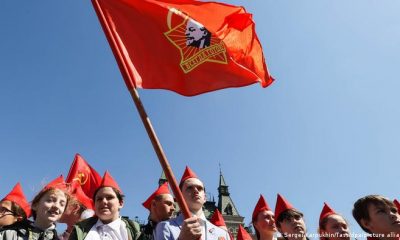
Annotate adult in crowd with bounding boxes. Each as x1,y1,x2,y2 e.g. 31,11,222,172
140,182,175,240
155,166,231,240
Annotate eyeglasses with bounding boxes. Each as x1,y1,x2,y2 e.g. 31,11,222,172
0,207,16,216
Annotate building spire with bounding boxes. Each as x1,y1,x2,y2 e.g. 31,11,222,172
158,171,167,186
202,167,244,239
219,168,227,187
218,167,240,216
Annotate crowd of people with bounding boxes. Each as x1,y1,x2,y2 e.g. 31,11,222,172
1,160,400,240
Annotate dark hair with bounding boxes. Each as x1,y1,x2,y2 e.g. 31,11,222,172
93,187,125,203
10,202,27,220
31,188,70,220
199,27,211,47
179,181,185,190
319,216,330,240
352,195,395,233
319,216,330,231
276,209,304,228
252,212,262,240
253,224,261,240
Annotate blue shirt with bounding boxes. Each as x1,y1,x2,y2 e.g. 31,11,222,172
154,215,231,240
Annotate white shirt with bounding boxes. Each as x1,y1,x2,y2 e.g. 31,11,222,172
85,217,129,240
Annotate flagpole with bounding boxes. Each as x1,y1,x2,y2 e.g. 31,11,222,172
128,88,192,219
91,0,192,219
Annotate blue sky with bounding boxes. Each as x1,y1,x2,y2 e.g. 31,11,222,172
1,0,400,238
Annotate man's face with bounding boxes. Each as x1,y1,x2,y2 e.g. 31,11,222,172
151,194,175,222
254,210,277,234
181,178,206,212
278,213,307,240
94,187,123,224
0,200,18,227
322,214,350,240
185,19,207,46
361,203,400,235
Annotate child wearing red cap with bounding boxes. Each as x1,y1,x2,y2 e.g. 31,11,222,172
237,225,253,240
274,194,308,240
58,185,95,240
209,209,228,232
353,195,400,240
0,183,31,229
0,175,70,240
209,209,235,240
69,171,141,240
252,195,276,240
318,203,350,240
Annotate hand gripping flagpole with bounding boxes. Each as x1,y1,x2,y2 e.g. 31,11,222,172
91,0,192,219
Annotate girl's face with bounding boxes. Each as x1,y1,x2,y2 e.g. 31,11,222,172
323,214,350,240
33,189,67,226
254,210,277,234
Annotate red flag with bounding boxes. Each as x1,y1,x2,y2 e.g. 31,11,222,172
66,154,102,198
92,0,274,96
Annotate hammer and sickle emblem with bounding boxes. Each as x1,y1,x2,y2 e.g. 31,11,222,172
72,171,89,185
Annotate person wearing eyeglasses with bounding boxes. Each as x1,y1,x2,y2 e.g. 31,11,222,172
275,194,308,240
0,183,31,229
0,176,70,240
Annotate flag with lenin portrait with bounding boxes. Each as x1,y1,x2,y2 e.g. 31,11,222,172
92,0,274,96
91,0,274,219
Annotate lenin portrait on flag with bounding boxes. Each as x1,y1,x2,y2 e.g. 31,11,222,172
185,18,211,49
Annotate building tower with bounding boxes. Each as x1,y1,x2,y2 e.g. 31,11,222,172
158,171,168,186
217,169,245,238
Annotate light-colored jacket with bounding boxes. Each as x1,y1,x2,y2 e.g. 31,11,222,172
0,220,59,240
155,215,231,240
